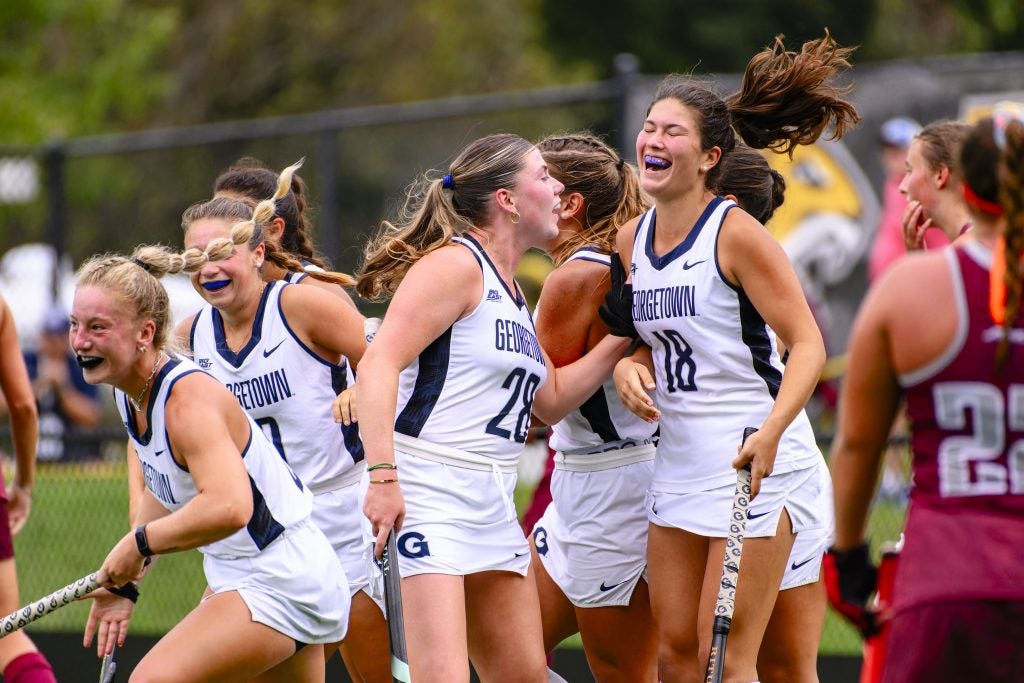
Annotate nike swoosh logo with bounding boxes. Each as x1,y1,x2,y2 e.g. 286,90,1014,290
791,556,817,571
262,340,285,358
747,510,772,519
154,450,165,457
514,552,529,558
599,580,626,592
682,259,707,270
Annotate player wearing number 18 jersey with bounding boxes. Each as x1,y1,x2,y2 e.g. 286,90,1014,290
630,199,821,497
613,33,859,681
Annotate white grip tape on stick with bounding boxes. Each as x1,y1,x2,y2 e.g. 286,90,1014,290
714,466,752,619
0,572,100,637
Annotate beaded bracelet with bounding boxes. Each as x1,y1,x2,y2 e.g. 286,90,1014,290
367,463,398,472
369,478,399,485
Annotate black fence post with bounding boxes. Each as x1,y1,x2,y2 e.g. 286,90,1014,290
316,132,340,268
614,53,641,158
42,142,66,303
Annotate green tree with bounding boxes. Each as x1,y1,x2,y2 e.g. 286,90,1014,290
538,0,876,76
0,0,177,143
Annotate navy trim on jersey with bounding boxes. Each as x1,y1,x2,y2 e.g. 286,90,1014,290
331,363,364,464
246,474,285,550
277,282,348,370
567,252,612,266
188,313,202,355
579,388,621,443
711,202,742,292
162,367,209,474
124,358,185,446
645,197,726,271
395,327,453,437
212,283,274,367
458,234,526,309
737,290,782,398
285,271,307,284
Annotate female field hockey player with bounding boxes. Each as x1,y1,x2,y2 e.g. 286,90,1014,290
611,31,858,682
74,246,348,681
829,104,1024,683
354,133,632,683
526,132,659,681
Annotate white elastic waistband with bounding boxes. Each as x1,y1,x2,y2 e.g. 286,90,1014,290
394,432,518,522
309,464,363,495
393,432,518,474
554,443,656,473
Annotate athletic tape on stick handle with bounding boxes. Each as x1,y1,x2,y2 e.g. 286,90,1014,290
381,530,411,683
99,641,118,683
0,572,100,638
704,426,757,683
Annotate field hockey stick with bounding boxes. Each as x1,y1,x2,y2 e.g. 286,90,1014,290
99,641,118,683
704,427,757,683
0,572,100,637
380,529,411,683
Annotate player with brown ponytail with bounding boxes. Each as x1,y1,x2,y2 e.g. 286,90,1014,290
830,103,1024,682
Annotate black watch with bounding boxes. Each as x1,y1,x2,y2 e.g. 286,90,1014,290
134,524,155,558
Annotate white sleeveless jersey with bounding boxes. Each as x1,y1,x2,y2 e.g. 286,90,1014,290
631,200,820,493
395,235,548,462
548,247,658,455
115,356,312,558
189,281,363,489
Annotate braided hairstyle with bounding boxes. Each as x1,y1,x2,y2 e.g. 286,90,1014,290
190,161,354,288
213,156,328,269
961,111,1024,369
651,30,860,191
536,132,648,266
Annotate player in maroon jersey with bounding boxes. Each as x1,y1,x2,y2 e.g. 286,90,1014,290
828,103,1024,682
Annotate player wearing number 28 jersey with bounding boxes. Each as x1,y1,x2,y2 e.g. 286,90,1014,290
394,235,547,463
389,234,548,577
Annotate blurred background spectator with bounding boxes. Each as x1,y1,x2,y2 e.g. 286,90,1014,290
0,305,102,462
868,116,927,281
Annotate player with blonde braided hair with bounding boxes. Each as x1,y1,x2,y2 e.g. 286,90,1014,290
213,157,361,313
73,243,349,680
86,161,378,678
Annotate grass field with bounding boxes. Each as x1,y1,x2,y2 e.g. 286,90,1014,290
10,461,205,635
9,457,907,655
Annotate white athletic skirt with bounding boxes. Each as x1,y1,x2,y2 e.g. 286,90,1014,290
391,436,530,577
533,445,655,608
647,460,827,539
310,470,378,602
780,458,834,590
203,517,350,644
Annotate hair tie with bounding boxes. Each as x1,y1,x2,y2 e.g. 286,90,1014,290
130,257,153,272
442,174,455,190
615,157,625,171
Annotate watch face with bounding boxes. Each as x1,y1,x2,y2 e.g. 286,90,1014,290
135,526,153,556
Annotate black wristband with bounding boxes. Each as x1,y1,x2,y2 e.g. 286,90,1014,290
107,582,139,603
134,524,155,558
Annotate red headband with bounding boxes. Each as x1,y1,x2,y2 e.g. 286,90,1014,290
962,183,1004,217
